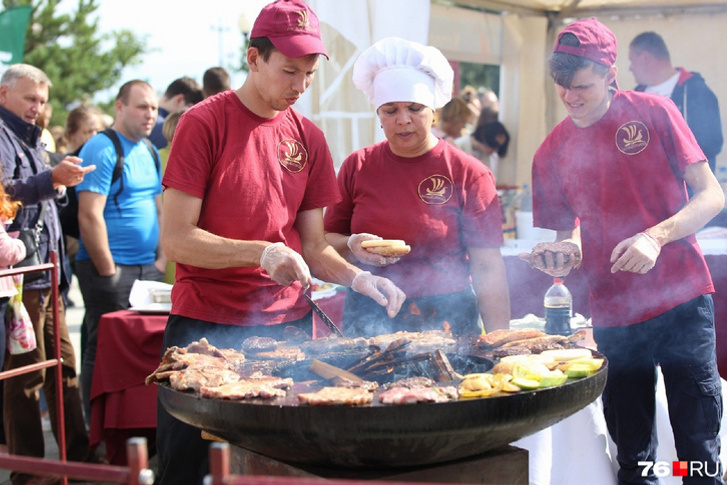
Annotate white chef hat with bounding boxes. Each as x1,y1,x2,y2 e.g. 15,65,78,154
352,37,453,110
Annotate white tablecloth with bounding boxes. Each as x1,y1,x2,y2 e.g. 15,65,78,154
514,368,727,485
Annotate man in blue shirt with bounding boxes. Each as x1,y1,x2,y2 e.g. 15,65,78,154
75,79,167,423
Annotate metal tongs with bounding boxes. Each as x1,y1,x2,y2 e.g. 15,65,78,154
303,293,344,337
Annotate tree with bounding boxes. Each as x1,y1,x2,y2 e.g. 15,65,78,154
2,0,148,124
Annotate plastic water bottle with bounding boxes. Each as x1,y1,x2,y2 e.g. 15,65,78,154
544,278,572,336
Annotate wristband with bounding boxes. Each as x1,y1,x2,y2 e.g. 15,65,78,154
640,231,661,249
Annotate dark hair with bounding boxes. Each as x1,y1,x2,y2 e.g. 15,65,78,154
203,67,231,97
630,31,670,61
116,79,153,104
249,37,276,62
163,76,203,106
473,121,510,158
549,32,609,88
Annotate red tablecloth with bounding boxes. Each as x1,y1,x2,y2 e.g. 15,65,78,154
89,310,167,465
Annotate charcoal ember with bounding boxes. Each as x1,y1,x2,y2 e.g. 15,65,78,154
241,336,278,354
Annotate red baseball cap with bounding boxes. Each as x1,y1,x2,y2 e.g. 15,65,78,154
553,17,617,67
250,0,329,60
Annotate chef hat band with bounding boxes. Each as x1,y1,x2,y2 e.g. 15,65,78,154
372,67,436,110
353,37,453,110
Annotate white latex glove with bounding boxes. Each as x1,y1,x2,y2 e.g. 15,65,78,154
610,232,661,274
259,242,312,288
347,233,401,267
351,271,406,317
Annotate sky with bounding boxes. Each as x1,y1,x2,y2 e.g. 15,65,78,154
92,0,272,102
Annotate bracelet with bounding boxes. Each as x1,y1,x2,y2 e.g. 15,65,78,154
640,231,661,249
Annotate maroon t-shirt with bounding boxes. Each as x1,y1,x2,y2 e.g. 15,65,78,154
163,91,340,325
325,139,503,297
532,90,713,327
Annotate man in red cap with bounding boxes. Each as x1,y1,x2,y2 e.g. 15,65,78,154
155,1,405,483
520,17,724,484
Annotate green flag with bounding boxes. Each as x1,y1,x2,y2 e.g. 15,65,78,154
0,6,32,67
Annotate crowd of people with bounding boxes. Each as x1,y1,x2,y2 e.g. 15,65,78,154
0,63,230,484
0,0,724,484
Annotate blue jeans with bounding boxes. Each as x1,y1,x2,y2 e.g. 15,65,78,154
594,294,723,484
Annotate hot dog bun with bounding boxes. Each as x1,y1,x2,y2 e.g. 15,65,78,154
361,239,411,257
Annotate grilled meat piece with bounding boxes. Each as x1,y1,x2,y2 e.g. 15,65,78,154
241,336,278,354
186,337,227,358
379,386,458,405
492,346,532,359
384,377,436,389
336,379,380,391
524,241,582,271
168,365,241,392
146,348,237,385
199,373,293,400
409,335,456,355
501,335,568,349
299,335,369,355
199,381,285,400
478,329,546,348
251,346,305,362
297,386,374,406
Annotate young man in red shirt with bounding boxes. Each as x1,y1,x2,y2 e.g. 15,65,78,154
522,18,724,484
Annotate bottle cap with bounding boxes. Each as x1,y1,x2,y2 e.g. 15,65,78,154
553,277,564,284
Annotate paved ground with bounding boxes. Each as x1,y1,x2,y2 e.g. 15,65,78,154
0,277,128,484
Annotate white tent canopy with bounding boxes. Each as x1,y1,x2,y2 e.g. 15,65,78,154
305,0,727,186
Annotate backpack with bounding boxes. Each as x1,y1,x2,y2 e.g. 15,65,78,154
59,128,160,239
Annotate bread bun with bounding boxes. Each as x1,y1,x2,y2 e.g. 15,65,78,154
360,239,411,257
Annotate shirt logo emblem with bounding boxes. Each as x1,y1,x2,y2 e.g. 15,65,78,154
418,175,453,205
295,10,309,30
277,139,308,173
616,121,649,155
